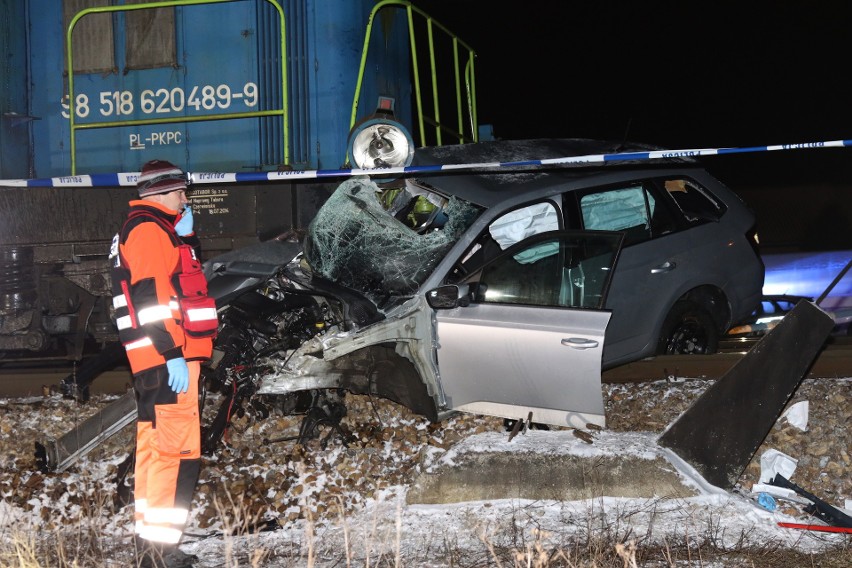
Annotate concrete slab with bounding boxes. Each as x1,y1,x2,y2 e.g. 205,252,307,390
406,430,708,505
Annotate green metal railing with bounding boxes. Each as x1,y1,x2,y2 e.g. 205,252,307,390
351,0,478,149
66,0,288,175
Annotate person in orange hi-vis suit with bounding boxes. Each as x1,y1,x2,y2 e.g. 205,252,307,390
110,160,218,568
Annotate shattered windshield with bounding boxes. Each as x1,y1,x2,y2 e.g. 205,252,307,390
303,177,482,308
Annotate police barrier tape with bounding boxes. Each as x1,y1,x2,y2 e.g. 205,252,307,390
2,138,851,188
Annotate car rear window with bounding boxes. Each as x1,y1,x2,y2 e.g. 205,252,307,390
574,177,725,246
663,178,726,223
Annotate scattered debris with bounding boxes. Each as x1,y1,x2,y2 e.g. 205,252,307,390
658,300,834,489
782,400,809,431
572,429,594,444
756,492,777,511
769,474,852,528
759,448,798,483
778,522,852,534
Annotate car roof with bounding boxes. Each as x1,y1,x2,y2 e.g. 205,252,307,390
411,138,697,208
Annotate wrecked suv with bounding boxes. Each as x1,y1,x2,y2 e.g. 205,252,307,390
205,138,764,433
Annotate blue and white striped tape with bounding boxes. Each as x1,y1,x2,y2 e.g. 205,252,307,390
1,138,850,188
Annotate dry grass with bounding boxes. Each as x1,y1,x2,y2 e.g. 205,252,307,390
2,392,850,567
1,508,851,568
1,462,850,566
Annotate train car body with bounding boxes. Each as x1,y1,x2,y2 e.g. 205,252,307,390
0,0,478,362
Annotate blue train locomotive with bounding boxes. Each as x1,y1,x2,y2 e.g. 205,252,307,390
0,0,479,361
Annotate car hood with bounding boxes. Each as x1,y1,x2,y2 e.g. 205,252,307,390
203,238,304,306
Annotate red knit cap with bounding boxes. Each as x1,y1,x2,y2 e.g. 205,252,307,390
137,160,187,197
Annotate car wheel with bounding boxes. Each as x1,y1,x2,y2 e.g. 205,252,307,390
657,300,719,355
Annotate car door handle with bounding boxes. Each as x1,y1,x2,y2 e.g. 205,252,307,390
561,337,599,349
651,261,676,274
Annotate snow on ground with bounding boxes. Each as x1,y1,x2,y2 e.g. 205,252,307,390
1,378,850,566
178,429,848,567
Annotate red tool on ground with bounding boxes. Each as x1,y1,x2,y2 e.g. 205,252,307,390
778,522,852,534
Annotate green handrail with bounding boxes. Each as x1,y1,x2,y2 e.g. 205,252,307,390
350,0,478,150
66,0,288,175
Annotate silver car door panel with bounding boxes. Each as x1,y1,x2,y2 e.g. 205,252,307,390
435,304,610,428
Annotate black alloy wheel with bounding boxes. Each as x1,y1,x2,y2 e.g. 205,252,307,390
657,300,719,355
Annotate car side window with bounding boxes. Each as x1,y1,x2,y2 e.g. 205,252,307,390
663,178,726,223
579,186,650,245
488,201,560,251
449,201,560,281
575,182,678,245
464,232,621,309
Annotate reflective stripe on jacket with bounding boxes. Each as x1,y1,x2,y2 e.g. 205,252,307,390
112,200,213,373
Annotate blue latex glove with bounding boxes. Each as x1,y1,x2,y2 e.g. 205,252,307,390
166,357,190,393
175,206,194,236
757,492,777,511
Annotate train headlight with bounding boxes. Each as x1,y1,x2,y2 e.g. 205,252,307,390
347,97,414,172
348,118,414,170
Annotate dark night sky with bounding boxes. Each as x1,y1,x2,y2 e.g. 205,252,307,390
411,1,852,188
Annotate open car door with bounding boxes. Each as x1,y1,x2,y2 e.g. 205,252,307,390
431,231,622,428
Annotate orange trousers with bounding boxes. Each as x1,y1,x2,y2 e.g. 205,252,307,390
132,361,201,544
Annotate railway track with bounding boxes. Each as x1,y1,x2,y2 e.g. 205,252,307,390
0,366,131,398
2,335,852,398
603,335,852,382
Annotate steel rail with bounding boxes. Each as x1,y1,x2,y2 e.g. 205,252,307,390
3,338,852,397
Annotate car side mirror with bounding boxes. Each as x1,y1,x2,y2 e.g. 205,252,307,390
426,284,470,309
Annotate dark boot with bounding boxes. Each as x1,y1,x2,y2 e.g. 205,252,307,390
135,536,197,568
